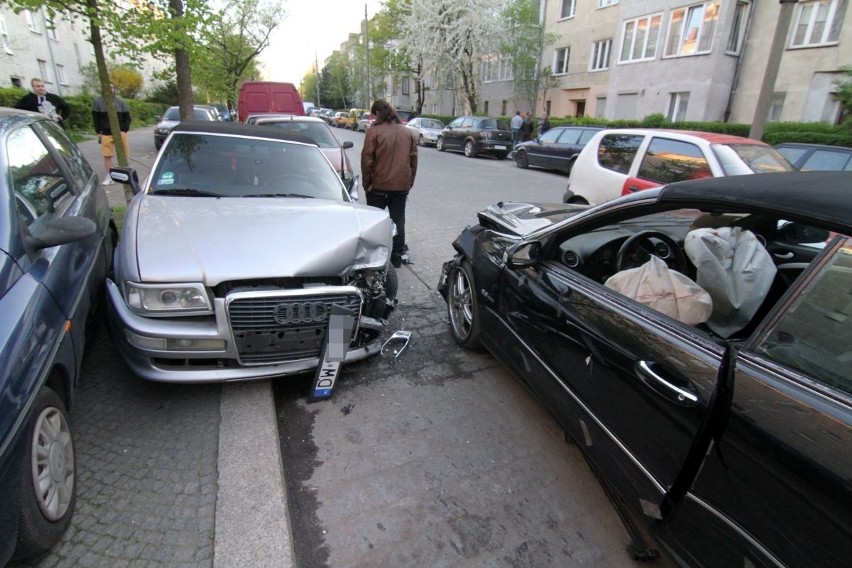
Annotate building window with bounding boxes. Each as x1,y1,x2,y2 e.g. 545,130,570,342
553,47,570,75
665,2,720,57
768,92,786,122
791,0,846,47
0,15,12,54
45,11,57,40
596,96,607,117
37,59,49,82
484,101,489,115
25,10,40,33
481,52,513,83
501,100,508,115
667,92,690,121
56,64,66,85
11,76,22,88
727,1,750,54
619,13,662,63
590,39,612,71
598,0,619,7
401,77,409,95
560,0,577,19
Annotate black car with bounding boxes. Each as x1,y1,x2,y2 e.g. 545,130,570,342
438,171,851,568
774,142,852,171
513,125,603,174
436,116,513,159
0,109,116,564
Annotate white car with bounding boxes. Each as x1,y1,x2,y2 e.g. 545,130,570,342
406,117,445,147
563,128,793,205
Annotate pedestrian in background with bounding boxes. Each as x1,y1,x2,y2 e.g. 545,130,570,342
520,112,533,142
361,99,418,268
510,110,523,154
539,113,551,134
92,82,132,185
14,78,70,128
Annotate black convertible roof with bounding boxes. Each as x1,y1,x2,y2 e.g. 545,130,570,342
658,171,852,233
170,120,317,145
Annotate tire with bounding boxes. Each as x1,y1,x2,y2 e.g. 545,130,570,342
515,150,529,168
13,387,76,561
436,137,445,152
464,140,476,158
446,260,482,349
384,264,399,300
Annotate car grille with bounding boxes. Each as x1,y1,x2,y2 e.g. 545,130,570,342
226,288,362,365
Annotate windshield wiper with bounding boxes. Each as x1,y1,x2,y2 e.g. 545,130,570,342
151,188,222,197
242,193,316,199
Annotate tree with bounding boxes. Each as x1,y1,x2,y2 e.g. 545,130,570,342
401,0,505,115
501,0,552,114
323,51,354,109
79,62,144,98
373,0,425,113
834,66,852,126
300,70,320,107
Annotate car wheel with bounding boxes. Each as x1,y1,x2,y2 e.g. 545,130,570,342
446,260,482,349
464,140,476,158
385,265,399,300
515,150,529,168
436,137,445,152
13,387,76,561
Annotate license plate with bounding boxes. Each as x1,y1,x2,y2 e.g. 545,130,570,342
495,145,507,150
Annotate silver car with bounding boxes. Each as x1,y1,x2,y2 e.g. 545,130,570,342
406,117,444,147
107,121,398,385
154,105,219,150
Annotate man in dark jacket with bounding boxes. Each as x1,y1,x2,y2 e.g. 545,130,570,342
361,99,418,268
14,78,70,128
520,112,533,141
92,82,132,185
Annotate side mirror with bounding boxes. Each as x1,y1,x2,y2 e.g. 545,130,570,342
110,167,141,195
506,241,542,268
342,141,354,149
780,221,830,245
23,216,97,253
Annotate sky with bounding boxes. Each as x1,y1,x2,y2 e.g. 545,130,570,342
258,0,385,90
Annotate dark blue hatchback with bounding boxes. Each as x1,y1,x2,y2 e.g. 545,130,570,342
0,108,115,564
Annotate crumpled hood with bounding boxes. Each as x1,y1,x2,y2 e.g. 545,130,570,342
477,201,589,237
133,196,392,284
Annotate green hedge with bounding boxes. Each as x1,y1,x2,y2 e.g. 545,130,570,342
0,87,167,134
418,111,852,148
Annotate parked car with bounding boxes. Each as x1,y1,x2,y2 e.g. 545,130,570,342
154,105,220,150
254,115,358,194
436,116,513,159
774,142,852,171
244,112,294,125
212,103,233,122
439,171,851,568
513,125,604,174
406,117,444,147
106,121,397,384
330,111,349,128
563,128,793,205
356,112,373,132
0,109,116,564
237,81,304,122
395,110,416,125
345,108,368,130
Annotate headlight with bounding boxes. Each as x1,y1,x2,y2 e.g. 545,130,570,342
155,127,170,135
125,282,212,315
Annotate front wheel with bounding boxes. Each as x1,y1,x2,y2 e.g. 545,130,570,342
436,137,445,152
446,260,482,349
13,387,76,561
464,140,476,158
515,150,529,168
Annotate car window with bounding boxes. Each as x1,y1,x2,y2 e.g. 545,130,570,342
597,134,644,174
263,122,337,148
37,119,94,188
8,125,75,233
163,107,180,120
800,149,852,171
775,146,809,166
424,119,443,129
638,138,711,183
578,129,599,144
556,128,580,144
194,108,212,120
539,129,563,143
754,237,852,396
448,117,463,128
714,144,793,175
461,117,475,128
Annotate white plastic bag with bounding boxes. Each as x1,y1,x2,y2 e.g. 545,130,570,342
605,256,713,325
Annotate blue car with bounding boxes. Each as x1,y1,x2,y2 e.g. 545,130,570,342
0,108,116,564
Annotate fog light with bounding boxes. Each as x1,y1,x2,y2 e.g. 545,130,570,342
166,338,226,351
126,331,167,350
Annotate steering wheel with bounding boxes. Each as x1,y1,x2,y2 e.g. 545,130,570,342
616,230,687,273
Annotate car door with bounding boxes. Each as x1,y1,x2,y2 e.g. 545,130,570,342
547,127,582,172
525,128,564,169
444,117,465,149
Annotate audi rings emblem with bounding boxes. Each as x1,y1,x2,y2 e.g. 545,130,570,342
273,301,329,325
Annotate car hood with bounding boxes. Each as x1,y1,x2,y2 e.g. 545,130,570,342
155,120,179,131
132,197,392,284
477,202,589,237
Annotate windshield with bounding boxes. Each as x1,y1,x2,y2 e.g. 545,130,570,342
712,144,794,175
480,118,509,130
151,133,348,200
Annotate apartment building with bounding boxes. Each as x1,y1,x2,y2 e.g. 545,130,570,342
541,0,850,124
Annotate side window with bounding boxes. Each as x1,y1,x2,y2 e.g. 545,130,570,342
8,125,75,234
597,134,644,174
37,120,94,188
578,129,598,144
555,129,580,144
448,117,463,128
800,150,852,172
539,129,563,143
638,138,710,183
461,117,475,128
754,238,852,396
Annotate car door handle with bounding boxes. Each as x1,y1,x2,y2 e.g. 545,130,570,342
636,361,700,407
773,251,795,260
626,185,639,193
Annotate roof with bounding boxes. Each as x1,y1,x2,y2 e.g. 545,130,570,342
169,120,319,145
658,171,852,233
593,127,767,145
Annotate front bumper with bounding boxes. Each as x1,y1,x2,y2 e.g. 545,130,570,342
106,279,385,383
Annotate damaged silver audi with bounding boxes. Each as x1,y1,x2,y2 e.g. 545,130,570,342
106,122,397,386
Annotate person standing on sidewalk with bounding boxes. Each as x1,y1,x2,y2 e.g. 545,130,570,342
14,78,70,128
510,110,523,155
92,82,131,185
361,99,418,268
520,112,533,142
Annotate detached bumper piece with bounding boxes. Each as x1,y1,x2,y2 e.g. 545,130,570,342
309,304,356,402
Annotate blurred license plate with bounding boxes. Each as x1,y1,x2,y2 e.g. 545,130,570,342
495,145,507,150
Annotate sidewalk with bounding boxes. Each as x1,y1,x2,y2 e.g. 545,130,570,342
77,126,296,568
